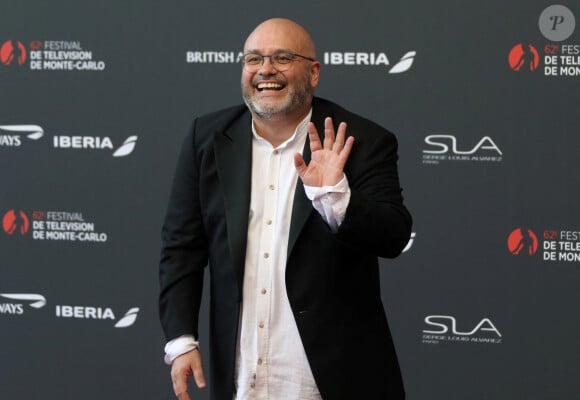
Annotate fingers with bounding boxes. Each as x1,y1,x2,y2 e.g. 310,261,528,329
325,118,353,169
314,117,349,153
171,350,206,400
333,121,347,153
191,350,206,389
171,364,191,400
177,392,191,400
307,122,322,152
338,135,355,166
323,117,335,150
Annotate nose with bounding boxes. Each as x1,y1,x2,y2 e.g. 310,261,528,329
257,55,277,74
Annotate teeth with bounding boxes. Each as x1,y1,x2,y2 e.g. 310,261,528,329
257,82,283,90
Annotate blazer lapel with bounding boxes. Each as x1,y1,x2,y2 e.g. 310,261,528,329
214,100,336,278
287,145,312,257
287,99,331,257
214,111,252,293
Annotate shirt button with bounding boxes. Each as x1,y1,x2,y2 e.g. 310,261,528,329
268,184,275,190
257,358,263,365
261,288,267,295
258,321,264,328
263,252,269,259
273,150,279,155
265,219,272,225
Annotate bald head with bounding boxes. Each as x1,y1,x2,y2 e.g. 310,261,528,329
240,18,321,127
243,18,316,59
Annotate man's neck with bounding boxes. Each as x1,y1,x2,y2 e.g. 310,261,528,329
252,108,311,148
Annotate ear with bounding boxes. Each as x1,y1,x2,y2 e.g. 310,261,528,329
310,61,321,88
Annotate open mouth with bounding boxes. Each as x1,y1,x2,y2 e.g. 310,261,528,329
256,82,285,92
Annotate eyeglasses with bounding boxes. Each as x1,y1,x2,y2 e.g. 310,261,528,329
240,51,316,72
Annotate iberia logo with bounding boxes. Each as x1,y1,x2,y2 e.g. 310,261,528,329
0,40,27,66
507,228,539,256
2,210,30,235
508,43,540,72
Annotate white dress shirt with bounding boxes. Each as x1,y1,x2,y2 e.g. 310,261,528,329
165,110,350,400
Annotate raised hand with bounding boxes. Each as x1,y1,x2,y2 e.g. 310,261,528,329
294,117,354,187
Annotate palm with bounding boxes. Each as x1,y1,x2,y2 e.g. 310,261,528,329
295,117,354,187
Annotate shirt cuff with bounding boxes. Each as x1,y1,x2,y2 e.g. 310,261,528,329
164,334,199,365
303,175,351,233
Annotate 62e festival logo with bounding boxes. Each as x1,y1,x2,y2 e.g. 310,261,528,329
0,39,106,71
507,227,580,263
2,209,108,243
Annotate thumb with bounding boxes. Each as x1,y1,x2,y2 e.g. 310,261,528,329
192,364,206,389
191,350,206,389
294,152,307,178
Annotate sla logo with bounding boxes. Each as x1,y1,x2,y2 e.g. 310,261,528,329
424,135,502,155
422,134,503,164
0,293,47,315
2,209,30,235
508,227,539,256
508,43,540,72
422,315,502,345
55,305,140,328
0,124,44,146
53,135,138,157
423,315,502,339
0,40,27,66
323,51,416,74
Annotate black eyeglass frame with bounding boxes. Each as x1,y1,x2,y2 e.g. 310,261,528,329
239,51,316,70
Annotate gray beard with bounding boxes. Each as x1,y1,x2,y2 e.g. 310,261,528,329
241,72,312,120
243,89,309,120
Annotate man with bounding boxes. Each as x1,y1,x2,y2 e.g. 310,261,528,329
159,18,412,400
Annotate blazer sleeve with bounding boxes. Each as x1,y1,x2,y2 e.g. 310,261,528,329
333,124,412,259
159,119,208,341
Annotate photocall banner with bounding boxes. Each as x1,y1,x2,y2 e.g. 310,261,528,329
1,1,578,399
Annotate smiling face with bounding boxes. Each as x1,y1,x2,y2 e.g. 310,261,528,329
240,19,320,121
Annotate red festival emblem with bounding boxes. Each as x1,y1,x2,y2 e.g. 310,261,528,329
508,44,539,72
2,209,30,235
507,228,538,256
0,40,27,66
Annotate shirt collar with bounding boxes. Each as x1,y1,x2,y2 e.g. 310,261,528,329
251,108,312,150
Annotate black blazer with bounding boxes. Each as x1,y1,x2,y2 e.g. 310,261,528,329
160,97,412,400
